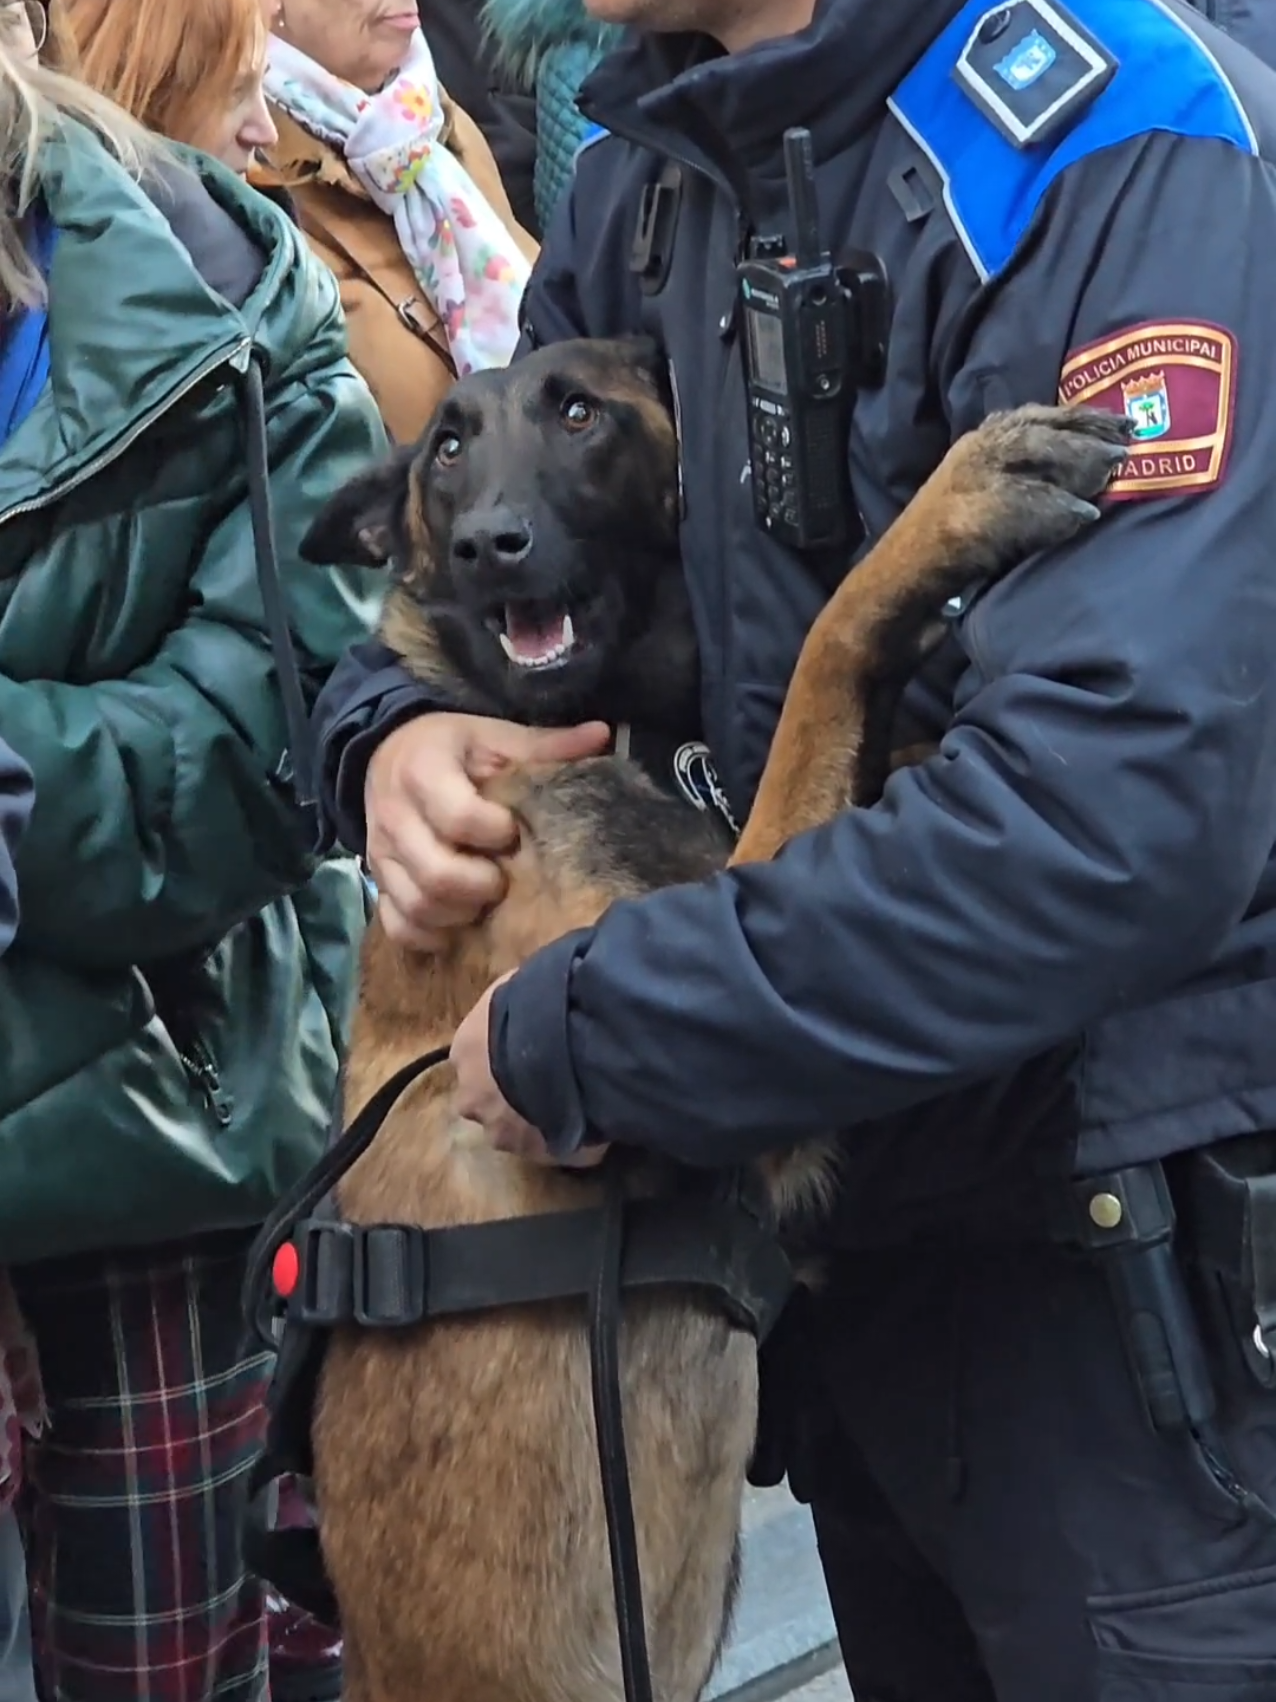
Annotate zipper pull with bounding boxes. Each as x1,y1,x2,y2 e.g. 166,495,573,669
179,1044,234,1128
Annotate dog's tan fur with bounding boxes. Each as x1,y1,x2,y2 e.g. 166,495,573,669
309,372,1127,1702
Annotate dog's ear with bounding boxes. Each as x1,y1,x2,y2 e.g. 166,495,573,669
619,333,665,380
299,447,417,569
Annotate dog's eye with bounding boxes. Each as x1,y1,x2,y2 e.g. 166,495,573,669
560,395,597,432
434,432,462,466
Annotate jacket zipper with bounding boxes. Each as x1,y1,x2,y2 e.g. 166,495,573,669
574,95,754,803
0,336,251,529
177,1036,234,1129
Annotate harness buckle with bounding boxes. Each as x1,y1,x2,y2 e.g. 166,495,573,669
353,1225,426,1328
296,1222,355,1328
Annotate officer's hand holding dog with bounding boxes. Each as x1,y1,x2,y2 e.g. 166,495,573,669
451,971,609,1169
364,712,610,952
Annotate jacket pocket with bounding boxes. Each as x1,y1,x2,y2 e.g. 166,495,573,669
1089,1562,1276,1697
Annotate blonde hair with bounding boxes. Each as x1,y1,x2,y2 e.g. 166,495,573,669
0,26,161,307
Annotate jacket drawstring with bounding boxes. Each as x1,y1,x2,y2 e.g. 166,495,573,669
236,353,323,850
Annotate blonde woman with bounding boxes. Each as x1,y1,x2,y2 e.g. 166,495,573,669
0,13,385,1702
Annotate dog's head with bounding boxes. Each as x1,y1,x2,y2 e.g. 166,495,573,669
302,336,693,725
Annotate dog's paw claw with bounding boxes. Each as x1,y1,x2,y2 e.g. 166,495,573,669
943,403,1131,574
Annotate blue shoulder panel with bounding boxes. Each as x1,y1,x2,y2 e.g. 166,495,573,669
574,121,610,162
889,0,1256,281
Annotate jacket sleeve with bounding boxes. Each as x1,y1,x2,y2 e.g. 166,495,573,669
488,132,1276,1165
0,736,31,960
1,365,386,971
313,641,463,856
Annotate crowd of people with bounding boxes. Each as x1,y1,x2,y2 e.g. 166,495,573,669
0,0,592,1697
4,0,1276,1701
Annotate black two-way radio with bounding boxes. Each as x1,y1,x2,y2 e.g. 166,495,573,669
737,128,890,553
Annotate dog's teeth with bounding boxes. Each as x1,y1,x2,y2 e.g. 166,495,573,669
561,613,575,650
498,631,517,661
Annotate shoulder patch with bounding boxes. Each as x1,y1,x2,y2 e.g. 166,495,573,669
1058,320,1237,500
889,0,1257,281
954,0,1116,151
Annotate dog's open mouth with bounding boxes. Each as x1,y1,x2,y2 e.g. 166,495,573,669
487,602,581,672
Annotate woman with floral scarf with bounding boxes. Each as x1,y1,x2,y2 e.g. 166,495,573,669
253,0,537,443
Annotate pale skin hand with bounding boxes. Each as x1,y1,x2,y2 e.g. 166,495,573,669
363,711,610,952
450,972,610,1168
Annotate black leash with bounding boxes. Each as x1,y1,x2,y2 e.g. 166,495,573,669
236,351,323,846
245,1046,659,1702
592,1169,654,1702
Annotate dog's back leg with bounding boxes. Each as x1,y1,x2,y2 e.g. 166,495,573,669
732,406,1128,864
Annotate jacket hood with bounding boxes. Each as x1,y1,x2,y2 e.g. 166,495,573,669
0,120,341,518
578,0,965,175
480,0,623,83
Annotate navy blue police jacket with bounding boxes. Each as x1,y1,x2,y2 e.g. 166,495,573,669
0,736,31,959
313,0,1276,1231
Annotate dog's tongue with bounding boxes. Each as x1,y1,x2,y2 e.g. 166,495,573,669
504,604,568,660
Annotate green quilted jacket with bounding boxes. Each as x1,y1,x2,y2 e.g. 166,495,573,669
0,124,387,1264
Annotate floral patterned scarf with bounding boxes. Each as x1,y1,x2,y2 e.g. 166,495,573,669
264,28,530,376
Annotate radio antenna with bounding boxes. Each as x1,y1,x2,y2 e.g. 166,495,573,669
783,128,824,269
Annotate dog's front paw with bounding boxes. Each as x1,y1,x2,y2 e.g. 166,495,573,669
939,404,1131,577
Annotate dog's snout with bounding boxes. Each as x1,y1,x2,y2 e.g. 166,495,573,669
450,507,534,571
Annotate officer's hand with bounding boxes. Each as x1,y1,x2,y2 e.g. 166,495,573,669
451,971,610,1168
365,712,610,952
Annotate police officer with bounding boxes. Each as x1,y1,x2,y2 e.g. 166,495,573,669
314,0,1276,1695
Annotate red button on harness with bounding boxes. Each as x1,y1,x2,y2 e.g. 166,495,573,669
272,1241,300,1299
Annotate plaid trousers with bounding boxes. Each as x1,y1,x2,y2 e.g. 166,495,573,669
11,1230,341,1702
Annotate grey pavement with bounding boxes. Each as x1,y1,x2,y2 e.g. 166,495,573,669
707,1484,848,1702
788,1666,853,1701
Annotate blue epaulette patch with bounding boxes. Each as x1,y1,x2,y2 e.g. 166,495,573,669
889,0,1256,281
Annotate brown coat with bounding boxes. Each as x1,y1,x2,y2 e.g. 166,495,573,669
252,100,538,445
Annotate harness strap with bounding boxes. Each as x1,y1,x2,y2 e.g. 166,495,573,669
241,1042,795,1702
242,1044,453,1348
242,1320,337,1626
274,1192,791,1338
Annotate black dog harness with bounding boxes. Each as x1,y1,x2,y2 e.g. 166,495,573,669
241,1044,793,1702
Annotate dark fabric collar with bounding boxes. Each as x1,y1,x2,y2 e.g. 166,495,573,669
577,0,967,180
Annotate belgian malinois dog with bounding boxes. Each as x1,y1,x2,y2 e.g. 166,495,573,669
298,336,1128,1702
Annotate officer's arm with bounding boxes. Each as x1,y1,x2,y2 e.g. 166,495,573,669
486,134,1276,1164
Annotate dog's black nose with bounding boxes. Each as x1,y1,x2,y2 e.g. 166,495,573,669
450,508,534,570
